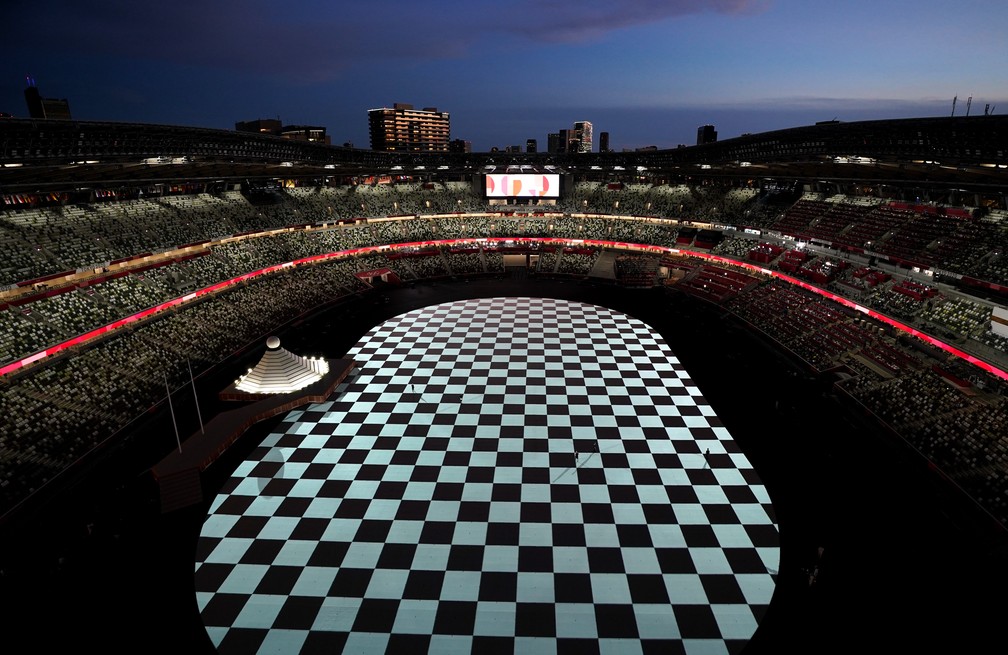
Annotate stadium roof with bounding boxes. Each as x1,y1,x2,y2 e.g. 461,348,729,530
1,115,1007,192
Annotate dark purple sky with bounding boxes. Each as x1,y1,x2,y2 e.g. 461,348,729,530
3,0,1006,152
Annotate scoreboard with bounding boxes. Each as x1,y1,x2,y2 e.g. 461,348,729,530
485,174,560,198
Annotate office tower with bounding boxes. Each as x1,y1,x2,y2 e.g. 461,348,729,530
574,121,593,152
559,129,574,154
697,124,718,145
547,133,562,153
599,132,609,153
368,103,450,152
526,139,537,153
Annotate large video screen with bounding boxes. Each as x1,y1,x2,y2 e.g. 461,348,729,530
485,174,559,198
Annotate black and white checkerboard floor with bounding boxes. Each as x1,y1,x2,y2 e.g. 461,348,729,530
194,297,780,654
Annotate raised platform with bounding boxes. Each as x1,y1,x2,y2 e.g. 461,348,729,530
152,357,355,512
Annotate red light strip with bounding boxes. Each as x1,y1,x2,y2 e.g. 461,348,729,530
1,238,1004,382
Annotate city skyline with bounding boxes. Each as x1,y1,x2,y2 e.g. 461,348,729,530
2,0,1007,152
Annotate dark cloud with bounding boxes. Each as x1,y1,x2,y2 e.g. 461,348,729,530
492,0,769,43
3,0,768,81
4,1,474,80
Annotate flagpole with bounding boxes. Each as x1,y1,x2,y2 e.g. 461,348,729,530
188,358,204,435
165,372,181,454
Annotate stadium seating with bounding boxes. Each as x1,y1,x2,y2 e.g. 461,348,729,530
0,182,1006,531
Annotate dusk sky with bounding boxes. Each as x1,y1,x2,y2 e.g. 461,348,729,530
3,0,1007,152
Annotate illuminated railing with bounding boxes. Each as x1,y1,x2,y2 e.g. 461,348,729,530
1,237,1005,383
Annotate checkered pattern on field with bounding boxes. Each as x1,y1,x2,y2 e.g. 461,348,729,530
195,297,779,655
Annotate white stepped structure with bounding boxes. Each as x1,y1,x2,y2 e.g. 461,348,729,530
233,336,329,395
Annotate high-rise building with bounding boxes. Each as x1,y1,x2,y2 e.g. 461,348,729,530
697,124,718,145
599,132,610,153
449,139,471,153
547,133,562,153
574,121,593,153
368,103,450,152
23,78,71,120
548,122,594,153
526,139,537,154
559,129,575,154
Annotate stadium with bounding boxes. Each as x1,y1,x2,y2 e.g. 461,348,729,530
2,115,1008,653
